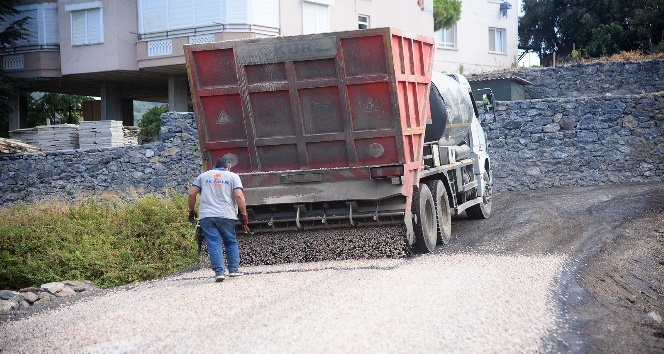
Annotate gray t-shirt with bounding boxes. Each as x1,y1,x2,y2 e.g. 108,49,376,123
192,168,243,219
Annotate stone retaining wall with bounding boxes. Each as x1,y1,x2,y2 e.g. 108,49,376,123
484,92,663,191
0,112,201,207
468,60,664,99
1,92,662,207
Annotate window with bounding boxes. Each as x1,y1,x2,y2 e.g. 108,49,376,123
138,0,279,38
303,2,329,34
70,7,103,45
358,15,369,29
489,27,506,53
436,25,456,49
0,3,59,50
139,0,225,34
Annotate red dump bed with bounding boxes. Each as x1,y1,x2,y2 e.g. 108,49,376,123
185,28,433,188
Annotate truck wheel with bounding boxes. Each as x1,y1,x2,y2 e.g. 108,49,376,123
412,183,438,253
467,171,492,219
427,179,452,245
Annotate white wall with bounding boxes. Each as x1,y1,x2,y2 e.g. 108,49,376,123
59,0,138,75
280,0,434,38
433,0,518,74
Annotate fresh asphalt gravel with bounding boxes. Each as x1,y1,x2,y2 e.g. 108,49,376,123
0,253,565,353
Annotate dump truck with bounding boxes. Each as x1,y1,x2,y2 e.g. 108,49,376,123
184,28,493,256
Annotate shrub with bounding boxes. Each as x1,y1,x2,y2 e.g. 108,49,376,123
0,193,198,290
587,22,626,57
138,105,169,139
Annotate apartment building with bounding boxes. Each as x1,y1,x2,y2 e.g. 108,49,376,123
1,0,516,130
433,0,518,74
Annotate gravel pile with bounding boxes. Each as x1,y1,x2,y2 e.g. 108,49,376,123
237,225,409,265
0,252,565,353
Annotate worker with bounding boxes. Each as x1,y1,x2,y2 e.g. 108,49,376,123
188,156,249,282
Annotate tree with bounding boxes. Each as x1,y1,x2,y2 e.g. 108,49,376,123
0,0,28,137
433,0,462,32
27,93,93,127
519,0,664,64
628,0,664,50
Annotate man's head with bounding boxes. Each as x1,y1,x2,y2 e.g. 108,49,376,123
214,157,233,169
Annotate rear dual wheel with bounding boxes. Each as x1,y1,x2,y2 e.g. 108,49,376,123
427,179,452,245
412,183,438,253
412,180,453,253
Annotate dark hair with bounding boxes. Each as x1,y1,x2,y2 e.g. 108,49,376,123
214,157,232,168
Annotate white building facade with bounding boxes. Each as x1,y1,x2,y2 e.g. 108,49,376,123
433,0,518,74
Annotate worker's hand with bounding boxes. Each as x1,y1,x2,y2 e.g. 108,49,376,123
240,213,250,233
188,210,197,224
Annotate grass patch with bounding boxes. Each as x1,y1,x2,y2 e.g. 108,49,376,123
0,193,198,290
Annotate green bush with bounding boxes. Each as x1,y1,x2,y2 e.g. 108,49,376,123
0,193,198,290
587,22,626,57
138,105,169,139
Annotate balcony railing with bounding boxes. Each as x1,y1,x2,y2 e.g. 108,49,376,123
0,44,60,55
137,23,280,41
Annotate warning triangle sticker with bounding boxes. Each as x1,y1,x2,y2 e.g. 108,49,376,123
365,98,378,112
217,111,232,124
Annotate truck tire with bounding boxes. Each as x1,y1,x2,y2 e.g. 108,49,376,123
412,183,438,253
426,179,452,245
466,170,492,219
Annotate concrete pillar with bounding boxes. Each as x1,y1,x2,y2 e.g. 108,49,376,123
122,99,134,126
100,82,123,120
168,76,189,112
7,92,28,131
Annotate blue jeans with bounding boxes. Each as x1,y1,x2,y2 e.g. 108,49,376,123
199,217,240,276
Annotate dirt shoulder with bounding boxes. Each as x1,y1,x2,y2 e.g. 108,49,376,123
444,183,664,353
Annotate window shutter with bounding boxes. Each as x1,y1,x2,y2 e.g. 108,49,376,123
141,0,167,33
498,30,505,53
227,0,247,24
0,14,10,32
44,7,59,44
71,10,86,45
314,4,329,33
302,2,316,34
21,9,38,46
168,0,194,30
195,0,221,27
252,0,279,28
87,8,103,44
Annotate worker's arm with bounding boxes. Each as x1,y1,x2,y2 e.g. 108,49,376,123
234,188,248,217
187,185,201,222
188,185,201,211
234,188,249,232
